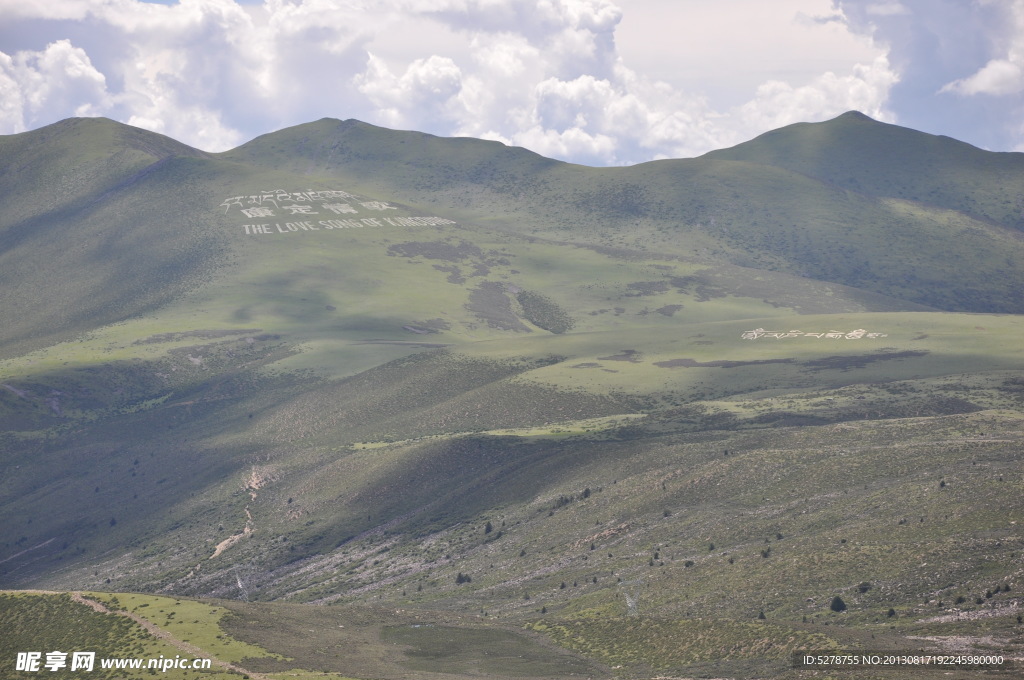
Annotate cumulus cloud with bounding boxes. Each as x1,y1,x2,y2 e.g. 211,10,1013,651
735,55,898,134
943,59,1024,96
356,53,465,129
939,0,1024,97
0,0,939,162
865,1,910,16
0,39,111,132
835,0,1024,150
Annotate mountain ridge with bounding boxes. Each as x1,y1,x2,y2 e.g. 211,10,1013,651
1,111,1022,679
704,110,1024,229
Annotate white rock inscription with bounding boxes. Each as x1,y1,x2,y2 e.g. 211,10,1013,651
219,188,456,234
741,329,888,340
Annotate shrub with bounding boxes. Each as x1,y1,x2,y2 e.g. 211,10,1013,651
830,596,847,612
516,291,574,334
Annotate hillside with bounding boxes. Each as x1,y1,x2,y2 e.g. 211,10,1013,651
705,111,1024,229
1,112,1022,679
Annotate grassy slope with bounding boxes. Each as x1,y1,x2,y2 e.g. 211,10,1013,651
705,110,1024,229
222,115,1024,312
0,591,244,679
5,587,1020,680
2,114,1023,678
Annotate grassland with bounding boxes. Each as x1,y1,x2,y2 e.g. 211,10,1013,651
1,113,1023,679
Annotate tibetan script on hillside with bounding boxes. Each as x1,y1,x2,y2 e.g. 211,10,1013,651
218,189,456,234
741,329,888,340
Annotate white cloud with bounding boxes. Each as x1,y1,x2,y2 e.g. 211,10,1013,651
865,1,909,16
836,0,1024,150
0,40,111,132
942,58,1024,96
939,0,1024,96
0,0,936,162
356,53,465,129
733,55,898,136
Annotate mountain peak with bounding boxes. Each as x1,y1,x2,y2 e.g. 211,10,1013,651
702,110,1024,227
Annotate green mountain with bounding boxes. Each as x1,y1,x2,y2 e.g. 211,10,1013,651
1,113,1022,679
706,110,1024,229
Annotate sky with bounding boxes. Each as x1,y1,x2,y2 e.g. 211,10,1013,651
1,0,1022,165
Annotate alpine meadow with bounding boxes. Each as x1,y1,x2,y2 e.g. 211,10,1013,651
1,111,1022,679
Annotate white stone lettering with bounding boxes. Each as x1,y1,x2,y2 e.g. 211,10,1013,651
223,190,456,235
360,201,396,210
220,196,245,213
320,219,364,229
242,207,275,218
282,204,319,216
741,329,888,340
323,203,358,214
243,224,275,234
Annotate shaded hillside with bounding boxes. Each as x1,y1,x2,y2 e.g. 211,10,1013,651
704,110,1024,229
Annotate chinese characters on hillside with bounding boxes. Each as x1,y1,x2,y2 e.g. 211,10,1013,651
218,189,456,235
741,329,888,340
